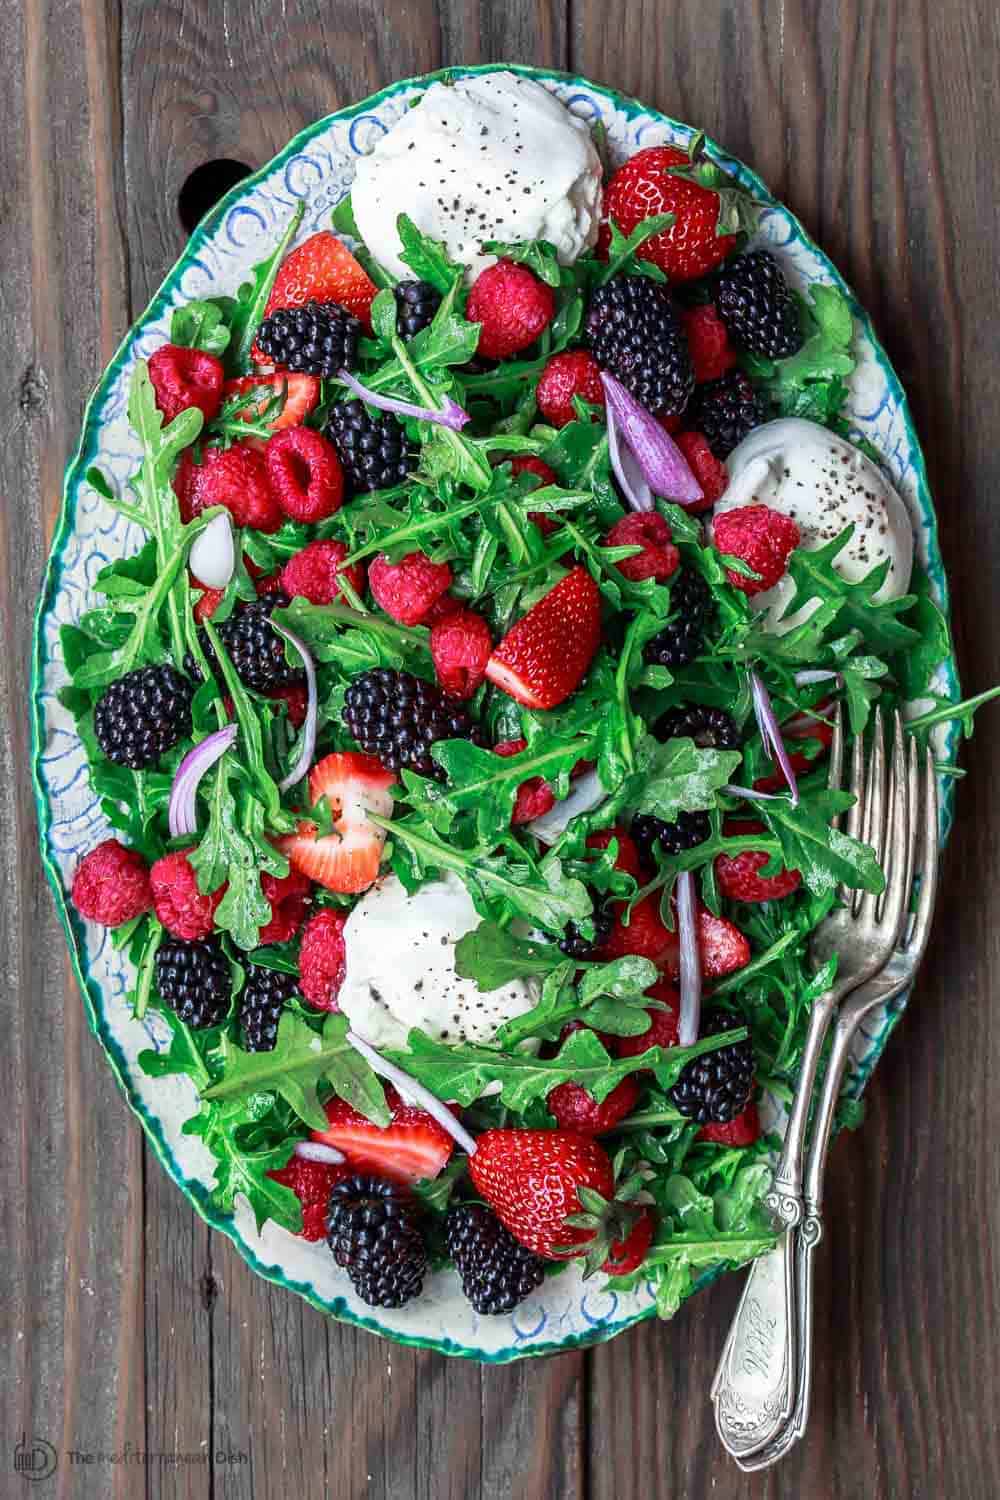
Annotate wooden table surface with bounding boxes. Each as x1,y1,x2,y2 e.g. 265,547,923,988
5,3,1000,1496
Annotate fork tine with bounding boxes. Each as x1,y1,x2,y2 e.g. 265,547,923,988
870,712,908,936
839,713,868,907
827,703,845,823
898,735,920,945
907,746,940,961
854,708,886,915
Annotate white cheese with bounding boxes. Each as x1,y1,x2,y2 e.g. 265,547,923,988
351,71,603,282
337,871,537,1049
713,417,914,634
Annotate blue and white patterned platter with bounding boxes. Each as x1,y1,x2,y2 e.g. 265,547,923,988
31,65,958,1361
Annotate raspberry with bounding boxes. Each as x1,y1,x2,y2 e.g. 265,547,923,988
674,431,730,515
150,848,224,941
267,1155,351,1242
430,609,492,699
494,738,555,824
466,259,555,360
369,551,453,625
536,351,605,428
265,426,344,523
148,344,224,424
697,1099,761,1147
258,868,312,945
715,819,801,902
659,412,683,434
298,908,347,1009
422,592,463,625
509,455,560,535
546,1076,640,1136
280,539,365,605
682,304,737,384
585,826,644,881
174,443,282,533
603,513,680,582
266,682,309,728
712,504,801,595
192,582,224,623
71,839,153,927
614,984,681,1059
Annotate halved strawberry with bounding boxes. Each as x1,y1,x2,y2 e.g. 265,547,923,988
257,231,376,337
221,373,320,432
276,751,394,894
485,566,601,710
311,1097,453,1186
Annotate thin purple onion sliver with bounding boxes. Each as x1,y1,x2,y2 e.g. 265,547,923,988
721,783,791,802
273,622,318,793
606,400,654,512
675,871,702,1047
600,372,703,505
749,669,800,807
338,367,470,431
793,669,842,688
345,1030,478,1156
167,724,238,838
294,1141,346,1166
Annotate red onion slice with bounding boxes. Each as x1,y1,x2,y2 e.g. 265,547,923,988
294,1140,346,1165
337,367,470,432
167,725,238,838
345,1030,478,1156
793,669,841,688
721,783,791,802
606,400,654,513
750,669,800,807
676,871,702,1046
273,623,317,793
600,373,703,505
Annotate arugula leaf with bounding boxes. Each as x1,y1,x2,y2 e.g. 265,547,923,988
482,237,563,286
396,213,464,294
779,525,920,653
202,1011,390,1129
170,300,231,355
632,735,743,822
428,736,591,845
274,598,432,671
594,213,675,285
839,655,888,735
331,193,360,237
495,956,661,1047
897,563,953,701
189,751,286,950
224,201,306,375
138,999,213,1087
184,1096,303,1233
454,922,568,990
762,791,885,896
745,282,856,417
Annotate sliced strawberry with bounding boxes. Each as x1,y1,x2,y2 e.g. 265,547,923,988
221,373,320,432
485,565,601,710
601,1207,655,1275
715,820,802,903
311,1097,453,1186
259,231,376,335
697,1100,761,1147
276,751,394,894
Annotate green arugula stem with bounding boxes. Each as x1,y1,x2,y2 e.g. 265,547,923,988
905,684,1000,733
390,335,492,492
612,1107,686,1131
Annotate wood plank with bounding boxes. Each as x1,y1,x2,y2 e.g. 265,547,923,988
573,2,1000,1495
0,2,146,1497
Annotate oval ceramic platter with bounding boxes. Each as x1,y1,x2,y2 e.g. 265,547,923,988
32,64,958,1362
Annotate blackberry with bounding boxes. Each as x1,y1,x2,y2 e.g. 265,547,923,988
325,400,419,496
644,569,713,670
255,299,361,377
654,705,739,750
342,667,486,779
155,936,231,1029
190,593,304,695
688,371,765,459
93,664,194,770
559,894,614,960
584,274,694,417
326,1175,427,1308
670,1009,755,1124
394,279,441,339
631,810,711,867
238,964,298,1052
715,250,804,360
445,1203,546,1316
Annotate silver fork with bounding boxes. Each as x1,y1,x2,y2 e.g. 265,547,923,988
712,708,912,1461
738,739,939,1469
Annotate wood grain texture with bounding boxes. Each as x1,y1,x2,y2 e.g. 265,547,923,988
4,2,1000,1497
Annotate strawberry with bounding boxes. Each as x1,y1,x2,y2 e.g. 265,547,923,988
221,373,320,432
148,344,224,424
712,505,801,595
493,738,555,824
613,983,681,1059
674,431,729,514
430,608,493,699
265,682,309,728
173,443,282,533
267,1155,352,1241
277,751,394,894
192,581,225,623
600,893,675,963
469,1129,621,1261
257,868,311,945
547,1076,641,1136
509,455,560,536
466,259,555,359
369,551,453,626
486,565,601,710
697,1099,761,1147
311,1097,454,1186
536,350,605,428
715,819,802,903
603,513,680,583
280,539,365,605
601,895,751,978
603,144,737,283
265,426,344,523
584,826,644,882
682,304,737,383
602,1208,655,1275
258,231,376,333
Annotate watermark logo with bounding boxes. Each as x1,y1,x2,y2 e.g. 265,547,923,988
13,1434,57,1483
